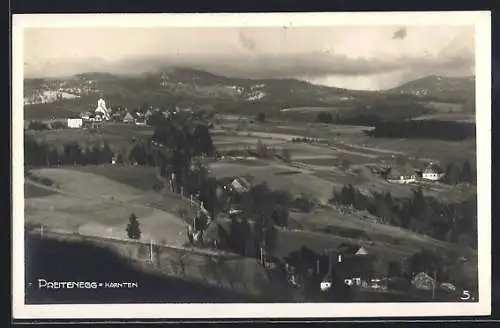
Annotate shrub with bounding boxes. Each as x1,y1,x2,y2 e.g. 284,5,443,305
126,213,141,240
292,196,314,213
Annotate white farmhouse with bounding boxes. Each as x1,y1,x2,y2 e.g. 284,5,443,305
67,117,83,129
386,165,417,184
422,162,445,181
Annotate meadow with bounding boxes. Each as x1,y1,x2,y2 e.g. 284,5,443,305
25,167,193,246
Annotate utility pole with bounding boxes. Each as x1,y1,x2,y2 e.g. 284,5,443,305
150,239,154,264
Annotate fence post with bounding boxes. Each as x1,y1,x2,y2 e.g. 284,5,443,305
150,239,154,264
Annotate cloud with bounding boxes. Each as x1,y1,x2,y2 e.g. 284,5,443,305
23,26,475,90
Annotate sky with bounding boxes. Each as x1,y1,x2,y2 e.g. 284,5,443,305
23,26,475,90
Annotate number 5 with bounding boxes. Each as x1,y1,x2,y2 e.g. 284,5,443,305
460,290,471,301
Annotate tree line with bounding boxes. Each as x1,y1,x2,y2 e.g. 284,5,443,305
443,160,476,185
315,110,476,142
26,120,67,131
24,135,114,167
330,185,477,249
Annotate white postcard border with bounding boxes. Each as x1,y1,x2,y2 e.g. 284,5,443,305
12,11,492,319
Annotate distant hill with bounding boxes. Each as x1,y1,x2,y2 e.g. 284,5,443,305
23,69,475,120
387,75,475,104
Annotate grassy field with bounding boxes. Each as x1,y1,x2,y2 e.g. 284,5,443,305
25,183,57,198
243,121,475,165
73,165,160,191
25,168,192,246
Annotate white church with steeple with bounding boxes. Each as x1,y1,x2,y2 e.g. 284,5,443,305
94,98,110,120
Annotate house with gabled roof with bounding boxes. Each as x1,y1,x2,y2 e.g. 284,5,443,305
337,242,369,258
422,161,445,181
123,112,135,124
219,176,252,193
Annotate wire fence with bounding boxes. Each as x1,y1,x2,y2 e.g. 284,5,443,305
25,225,279,298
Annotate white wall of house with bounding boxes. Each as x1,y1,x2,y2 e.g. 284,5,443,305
67,118,83,128
389,175,416,184
423,172,444,181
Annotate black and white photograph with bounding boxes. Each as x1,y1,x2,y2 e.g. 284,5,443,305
12,12,491,319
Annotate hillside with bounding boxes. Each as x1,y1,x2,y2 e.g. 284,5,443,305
387,75,475,106
25,234,256,304
23,69,475,120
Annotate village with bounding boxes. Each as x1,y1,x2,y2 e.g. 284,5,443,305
23,93,478,303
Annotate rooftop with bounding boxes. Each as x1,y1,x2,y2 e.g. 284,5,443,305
423,162,444,174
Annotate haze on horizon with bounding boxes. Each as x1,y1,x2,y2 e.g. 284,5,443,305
23,26,475,91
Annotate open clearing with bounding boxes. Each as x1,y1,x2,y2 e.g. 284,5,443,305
25,168,191,246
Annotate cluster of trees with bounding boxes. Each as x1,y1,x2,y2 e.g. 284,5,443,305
389,249,476,295
24,135,114,167
291,136,323,144
331,186,477,249
125,110,221,219
367,120,476,141
232,182,293,228
443,160,476,185
217,183,318,257
26,120,67,131
219,214,279,260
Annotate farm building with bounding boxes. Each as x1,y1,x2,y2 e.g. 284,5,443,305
80,111,92,120
135,119,147,126
386,164,417,184
219,176,252,193
422,162,445,181
123,112,135,124
230,177,252,193
67,117,83,129
336,242,369,260
318,244,385,292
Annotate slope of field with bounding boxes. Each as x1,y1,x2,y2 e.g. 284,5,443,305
25,168,191,245
25,183,57,198
25,235,257,304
